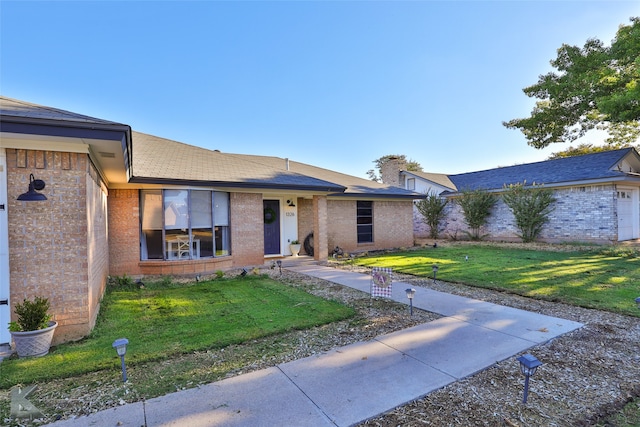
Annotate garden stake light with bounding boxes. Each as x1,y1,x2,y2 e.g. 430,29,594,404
277,260,282,274
432,264,439,283
112,338,129,382
635,297,640,309
405,288,416,316
517,353,542,404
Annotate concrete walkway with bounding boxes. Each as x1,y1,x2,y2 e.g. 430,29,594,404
48,265,583,427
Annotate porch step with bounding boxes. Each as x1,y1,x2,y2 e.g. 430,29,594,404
265,255,316,268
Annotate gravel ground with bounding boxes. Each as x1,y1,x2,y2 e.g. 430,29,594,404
2,259,640,426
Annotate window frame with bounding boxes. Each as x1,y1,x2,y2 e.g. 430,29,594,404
139,189,230,261
356,200,374,244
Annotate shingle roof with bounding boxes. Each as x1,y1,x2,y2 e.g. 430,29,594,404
0,96,126,126
447,148,636,192
132,132,422,198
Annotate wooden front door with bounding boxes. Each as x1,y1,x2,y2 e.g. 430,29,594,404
263,200,281,255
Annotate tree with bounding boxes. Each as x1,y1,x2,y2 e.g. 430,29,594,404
504,17,640,149
502,182,556,242
368,154,423,182
415,191,448,239
547,143,612,159
455,189,498,240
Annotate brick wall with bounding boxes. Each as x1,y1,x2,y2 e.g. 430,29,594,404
83,163,109,342
108,189,248,277
297,198,314,255
107,189,141,276
230,192,264,266
440,186,618,243
325,199,414,254
6,149,104,344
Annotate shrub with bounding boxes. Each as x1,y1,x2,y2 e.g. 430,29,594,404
502,182,556,243
455,189,498,240
415,191,448,238
9,296,51,332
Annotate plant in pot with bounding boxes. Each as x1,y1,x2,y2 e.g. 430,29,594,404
290,239,301,256
8,296,58,358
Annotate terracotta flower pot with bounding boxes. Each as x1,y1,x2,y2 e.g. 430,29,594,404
11,321,58,358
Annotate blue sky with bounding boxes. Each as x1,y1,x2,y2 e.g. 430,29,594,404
1,1,638,178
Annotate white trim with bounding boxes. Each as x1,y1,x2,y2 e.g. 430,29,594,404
0,133,91,153
0,149,10,344
617,186,639,241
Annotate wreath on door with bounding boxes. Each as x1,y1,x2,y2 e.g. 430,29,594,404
264,206,277,224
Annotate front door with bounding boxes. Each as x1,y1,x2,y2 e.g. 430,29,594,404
263,200,281,255
0,150,10,344
617,187,638,241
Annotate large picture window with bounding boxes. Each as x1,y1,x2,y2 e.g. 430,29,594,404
357,201,373,243
140,190,230,260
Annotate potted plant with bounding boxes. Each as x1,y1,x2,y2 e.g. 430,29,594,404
8,296,58,358
289,240,301,256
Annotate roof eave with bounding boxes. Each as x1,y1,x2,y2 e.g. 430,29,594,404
128,176,347,192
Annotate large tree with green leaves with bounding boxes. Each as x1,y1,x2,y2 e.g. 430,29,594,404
367,154,422,182
504,17,640,149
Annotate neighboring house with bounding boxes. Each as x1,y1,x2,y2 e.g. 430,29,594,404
0,96,423,346
383,149,640,243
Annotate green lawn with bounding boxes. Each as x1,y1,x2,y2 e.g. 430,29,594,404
0,275,355,389
350,244,640,316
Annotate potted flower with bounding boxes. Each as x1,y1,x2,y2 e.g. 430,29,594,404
8,296,58,358
290,240,301,256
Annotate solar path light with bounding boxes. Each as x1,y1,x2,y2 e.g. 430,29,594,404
432,264,439,283
112,338,129,382
405,288,416,316
517,353,542,404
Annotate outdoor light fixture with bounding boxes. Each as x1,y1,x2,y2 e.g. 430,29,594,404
432,264,439,283
240,268,248,276
405,288,416,316
276,260,282,274
17,174,47,201
517,353,542,404
635,297,640,309
112,338,129,382
287,199,296,207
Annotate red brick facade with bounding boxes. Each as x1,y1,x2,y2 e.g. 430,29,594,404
8,149,416,345
6,149,108,343
106,190,264,278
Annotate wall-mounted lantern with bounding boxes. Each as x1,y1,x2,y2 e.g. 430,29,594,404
17,174,47,201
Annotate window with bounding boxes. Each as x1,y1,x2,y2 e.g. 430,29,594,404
407,178,415,191
140,190,230,260
357,201,373,243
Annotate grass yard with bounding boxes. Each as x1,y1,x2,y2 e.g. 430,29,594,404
349,243,640,316
0,275,355,389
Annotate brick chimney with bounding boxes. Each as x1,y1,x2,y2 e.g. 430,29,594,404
380,156,406,188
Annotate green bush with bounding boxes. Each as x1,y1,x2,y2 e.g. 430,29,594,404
502,182,556,243
8,296,51,332
415,191,448,238
455,189,497,240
